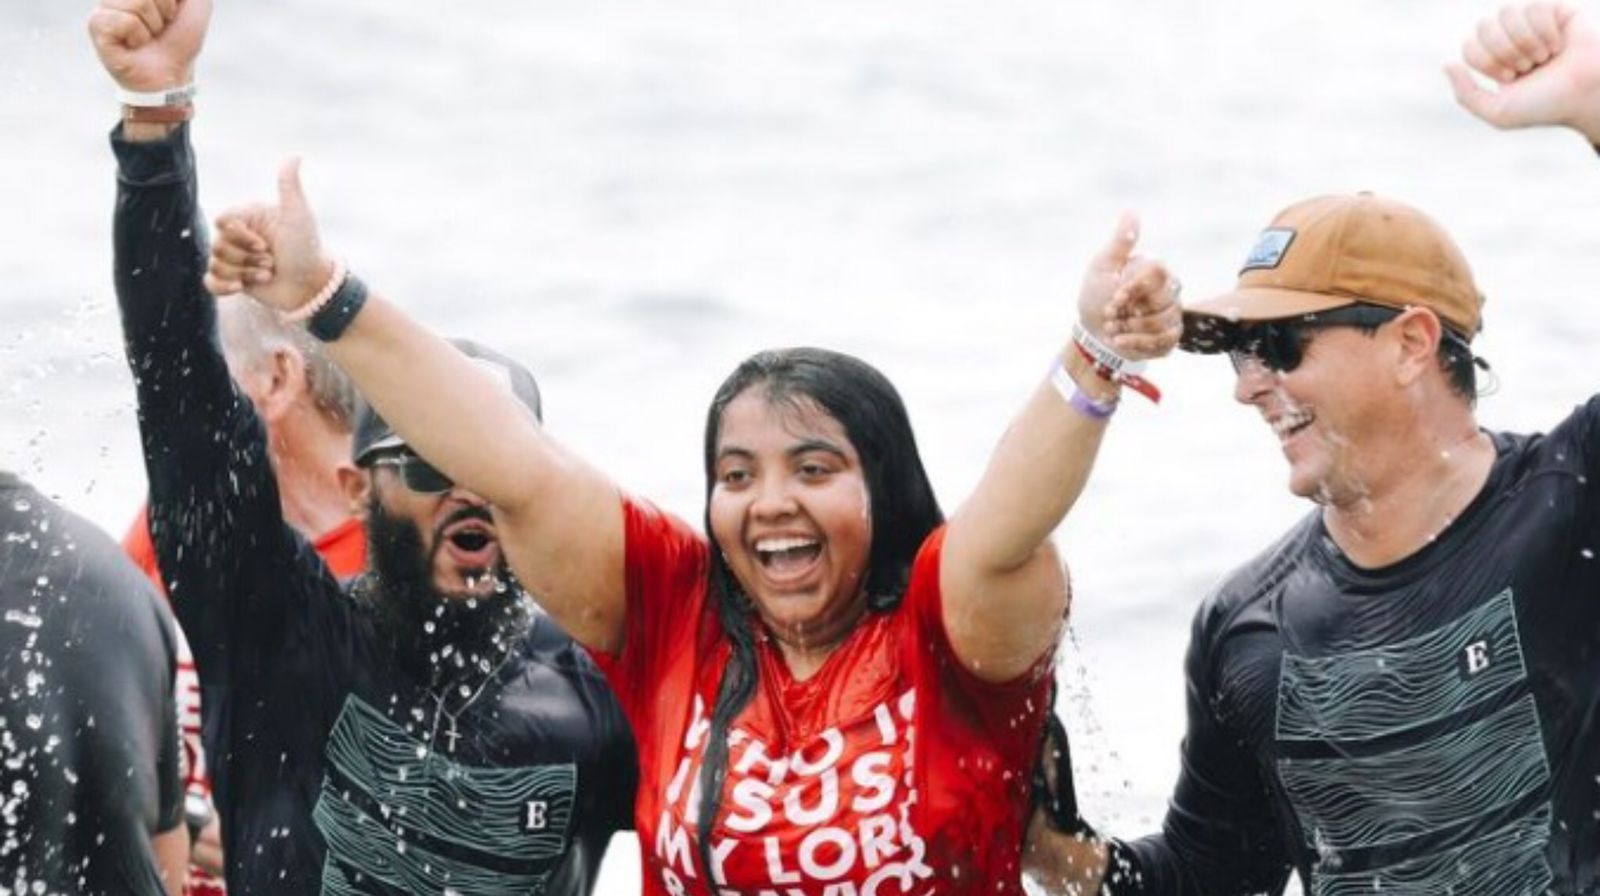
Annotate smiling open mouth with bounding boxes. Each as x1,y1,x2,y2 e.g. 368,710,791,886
755,536,822,571
1273,409,1314,441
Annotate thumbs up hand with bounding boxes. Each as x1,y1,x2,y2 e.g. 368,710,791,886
1076,212,1183,361
204,158,338,310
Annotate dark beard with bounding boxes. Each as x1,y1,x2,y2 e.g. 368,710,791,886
357,495,531,683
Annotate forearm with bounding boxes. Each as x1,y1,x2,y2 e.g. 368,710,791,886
948,347,1116,573
324,294,562,507
150,824,190,896
191,816,224,876
1029,826,1269,896
936,346,1117,678
1025,813,1112,895
112,121,283,660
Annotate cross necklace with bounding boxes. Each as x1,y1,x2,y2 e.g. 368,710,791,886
425,646,517,755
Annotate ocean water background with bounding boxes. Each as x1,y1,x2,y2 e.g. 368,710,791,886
3,0,1598,891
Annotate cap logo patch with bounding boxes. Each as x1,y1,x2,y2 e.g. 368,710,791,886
1241,228,1297,272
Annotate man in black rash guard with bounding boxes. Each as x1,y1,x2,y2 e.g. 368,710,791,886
1026,4,1600,895
91,2,637,894
0,471,185,895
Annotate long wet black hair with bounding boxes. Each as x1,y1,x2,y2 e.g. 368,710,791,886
693,347,944,878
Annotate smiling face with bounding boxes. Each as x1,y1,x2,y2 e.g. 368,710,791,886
709,388,874,654
367,458,502,598
1233,325,1391,506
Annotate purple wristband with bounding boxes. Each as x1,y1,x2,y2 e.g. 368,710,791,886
1068,387,1118,420
1049,360,1118,420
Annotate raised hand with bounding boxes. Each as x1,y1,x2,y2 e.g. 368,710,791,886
204,159,338,311
1077,213,1183,362
87,0,211,91
1446,3,1600,143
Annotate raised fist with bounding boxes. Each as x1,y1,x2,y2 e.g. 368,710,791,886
88,0,212,92
1447,3,1600,143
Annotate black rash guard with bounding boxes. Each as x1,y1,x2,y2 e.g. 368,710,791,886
1109,396,1600,895
1,471,183,896
110,123,638,896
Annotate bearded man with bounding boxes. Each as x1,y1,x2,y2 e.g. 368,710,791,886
95,2,636,893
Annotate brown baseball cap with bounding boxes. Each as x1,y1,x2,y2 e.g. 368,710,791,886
1180,193,1484,353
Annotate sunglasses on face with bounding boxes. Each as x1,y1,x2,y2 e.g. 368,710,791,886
1225,304,1406,375
367,452,455,494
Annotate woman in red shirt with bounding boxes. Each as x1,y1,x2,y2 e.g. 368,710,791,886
205,182,1179,893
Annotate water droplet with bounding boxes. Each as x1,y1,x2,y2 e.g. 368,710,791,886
4,610,42,629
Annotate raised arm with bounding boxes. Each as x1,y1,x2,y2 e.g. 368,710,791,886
939,215,1181,682
203,168,629,653
1446,2,1600,146
92,0,300,664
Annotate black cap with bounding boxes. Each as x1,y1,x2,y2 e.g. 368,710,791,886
352,338,543,466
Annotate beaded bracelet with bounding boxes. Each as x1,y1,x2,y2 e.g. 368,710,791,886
280,260,348,324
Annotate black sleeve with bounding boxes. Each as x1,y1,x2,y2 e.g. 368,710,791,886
1105,607,1292,895
606,712,640,833
1579,395,1600,483
58,507,188,838
110,122,345,698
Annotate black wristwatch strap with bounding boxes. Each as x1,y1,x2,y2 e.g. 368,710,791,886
307,271,369,342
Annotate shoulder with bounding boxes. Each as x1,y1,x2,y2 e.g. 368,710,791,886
1,485,175,665
621,493,706,550
1490,395,1600,475
521,603,620,684
1191,511,1321,650
619,492,710,597
511,608,634,739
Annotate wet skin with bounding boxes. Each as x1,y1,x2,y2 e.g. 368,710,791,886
709,390,874,677
369,468,502,598
1233,325,1401,507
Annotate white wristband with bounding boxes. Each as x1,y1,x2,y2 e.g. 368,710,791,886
115,83,197,108
1071,322,1146,378
1071,321,1163,403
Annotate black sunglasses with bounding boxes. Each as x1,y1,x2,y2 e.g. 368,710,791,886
366,451,455,494
1226,304,1409,374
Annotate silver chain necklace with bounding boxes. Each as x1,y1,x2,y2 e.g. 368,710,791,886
425,646,517,755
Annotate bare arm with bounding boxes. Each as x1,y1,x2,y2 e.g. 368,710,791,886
151,825,189,896
1446,2,1600,145
192,815,225,877
1024,816,1110,895
940,216,1180,682
203,171,628,652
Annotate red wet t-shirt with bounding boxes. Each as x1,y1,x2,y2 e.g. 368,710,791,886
590,498,1052,896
